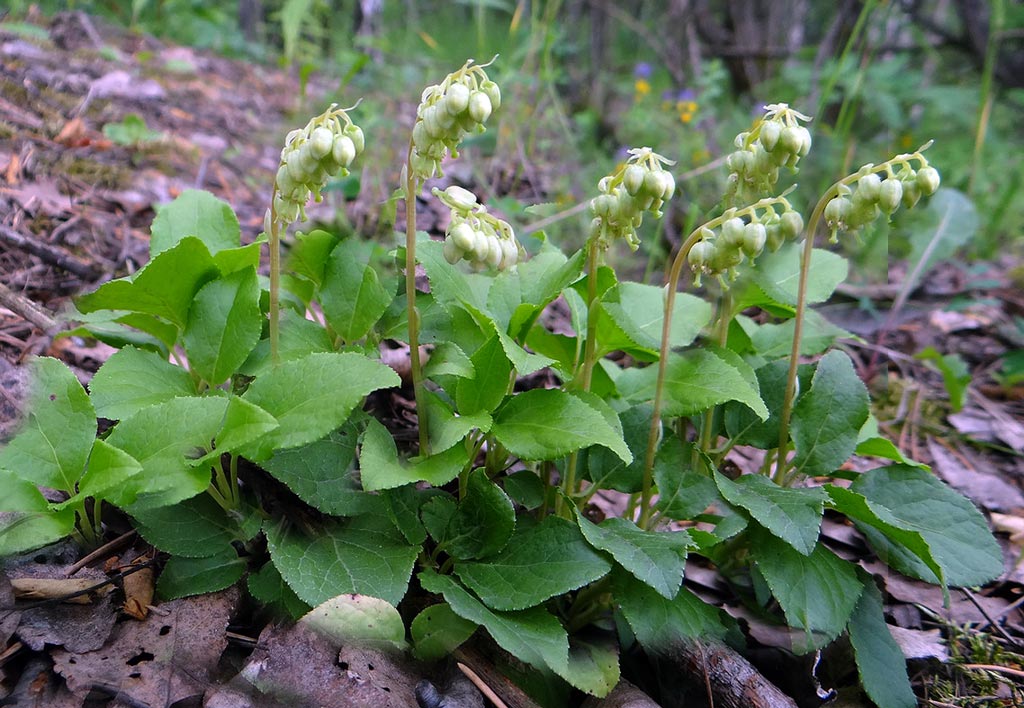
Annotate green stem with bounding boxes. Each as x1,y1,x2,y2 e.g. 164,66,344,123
559,238,603,516
698,290,733,454
404,148,430,455
269,194,281,365
638,230,702,529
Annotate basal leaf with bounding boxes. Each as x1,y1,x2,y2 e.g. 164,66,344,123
0,357,95,491
423,390,491,454
579,403,651,493
714,472,826,556
565,635,619,698
742,310,852,359
613,570,726,651
300,594,406,651
598,282,711,357
77,237,220,327
752,242,848,306
107,396,229,511
618,348,768,420
71,439,143,505
248,562,310,619
131,494,246,557
455,516,611,611
358,418,466,491
418,570,569,675
417,236,485,312
492,389,631,464
288,229,340,287
266,515,419,607
0,469,76,554
847,575,916,708
150,189,241,257
237,308,333,377
575,509,691,599
88,347,197,421
157,547,246,600
183,267,262,384
410,603,479,662
455,335,512,415
750,527,863,652
444,468,516,560
791,350,869,476
653,439,719,520
423,342,475,379
241,352,399,459
320,239,393,342
260,423,376,516
850,465,1002,587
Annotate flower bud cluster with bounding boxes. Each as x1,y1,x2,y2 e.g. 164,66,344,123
686,200,804,286
726,103,812,202
588,147,676,251
823,156,940,242
410,60,501,181
272,104,364,225
434,186,521,271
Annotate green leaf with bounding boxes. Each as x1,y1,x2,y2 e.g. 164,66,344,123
131,494,246,557
724,360,814,449
77,237,220,327
575,509,691,599
618,347,768,420
382,484,432,545
248,562,310,619
750,527,863,652
213,242,263,275
752,241,848,306
915,347,971,412
613,570,726,651
714,473,826,556
653,439,718,520
150,189,241,258
265,515,418,607
565,636,619,698
107,396,229,511
455,335,512,415
791,350,870,476
850,465,1002,587
88,347,197,421
455,516,612,611
70,439,143,505
597,283,711,357
411,603,479,662
320,239,393,342
492,389,631,464
418,236,485,312
423,342,475,379
503,470,546,510
848,576,916,708
238,308,333,377
492,325,554,375
300,594,406,651
0,358,95,491
826,485,945,587
423,390,491,454
241,352,399,459
260,424,375,516
214,397,279,454
579,402,651,493
183,267,262,384
157,547,246,600
288,229,339,286
741,310,852,359
443,468,516,560
0,470,76,554
358,417,466,491
418,570,569,675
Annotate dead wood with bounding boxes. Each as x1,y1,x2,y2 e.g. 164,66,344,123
581,679,660,708
0,224,101,281
662,638,797,708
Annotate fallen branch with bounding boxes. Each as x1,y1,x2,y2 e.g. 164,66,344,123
0,223,101,281
664,638,798,708
0,281,59,332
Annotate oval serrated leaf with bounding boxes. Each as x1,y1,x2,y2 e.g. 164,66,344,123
492,389,631,464
183,267,262,385
89,347,197,421
241,352,399,460
411,603,478,662
455,516,612,611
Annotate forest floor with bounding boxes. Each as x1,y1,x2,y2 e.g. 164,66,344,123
1,10,1023,708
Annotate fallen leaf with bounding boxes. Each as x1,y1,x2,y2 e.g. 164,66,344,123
888,626,948,661
51,586,239,706
927,438,1024,511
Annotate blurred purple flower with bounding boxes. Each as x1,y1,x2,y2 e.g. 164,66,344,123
634,62,653,78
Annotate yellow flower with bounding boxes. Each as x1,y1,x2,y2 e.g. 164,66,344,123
634,79,651,98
